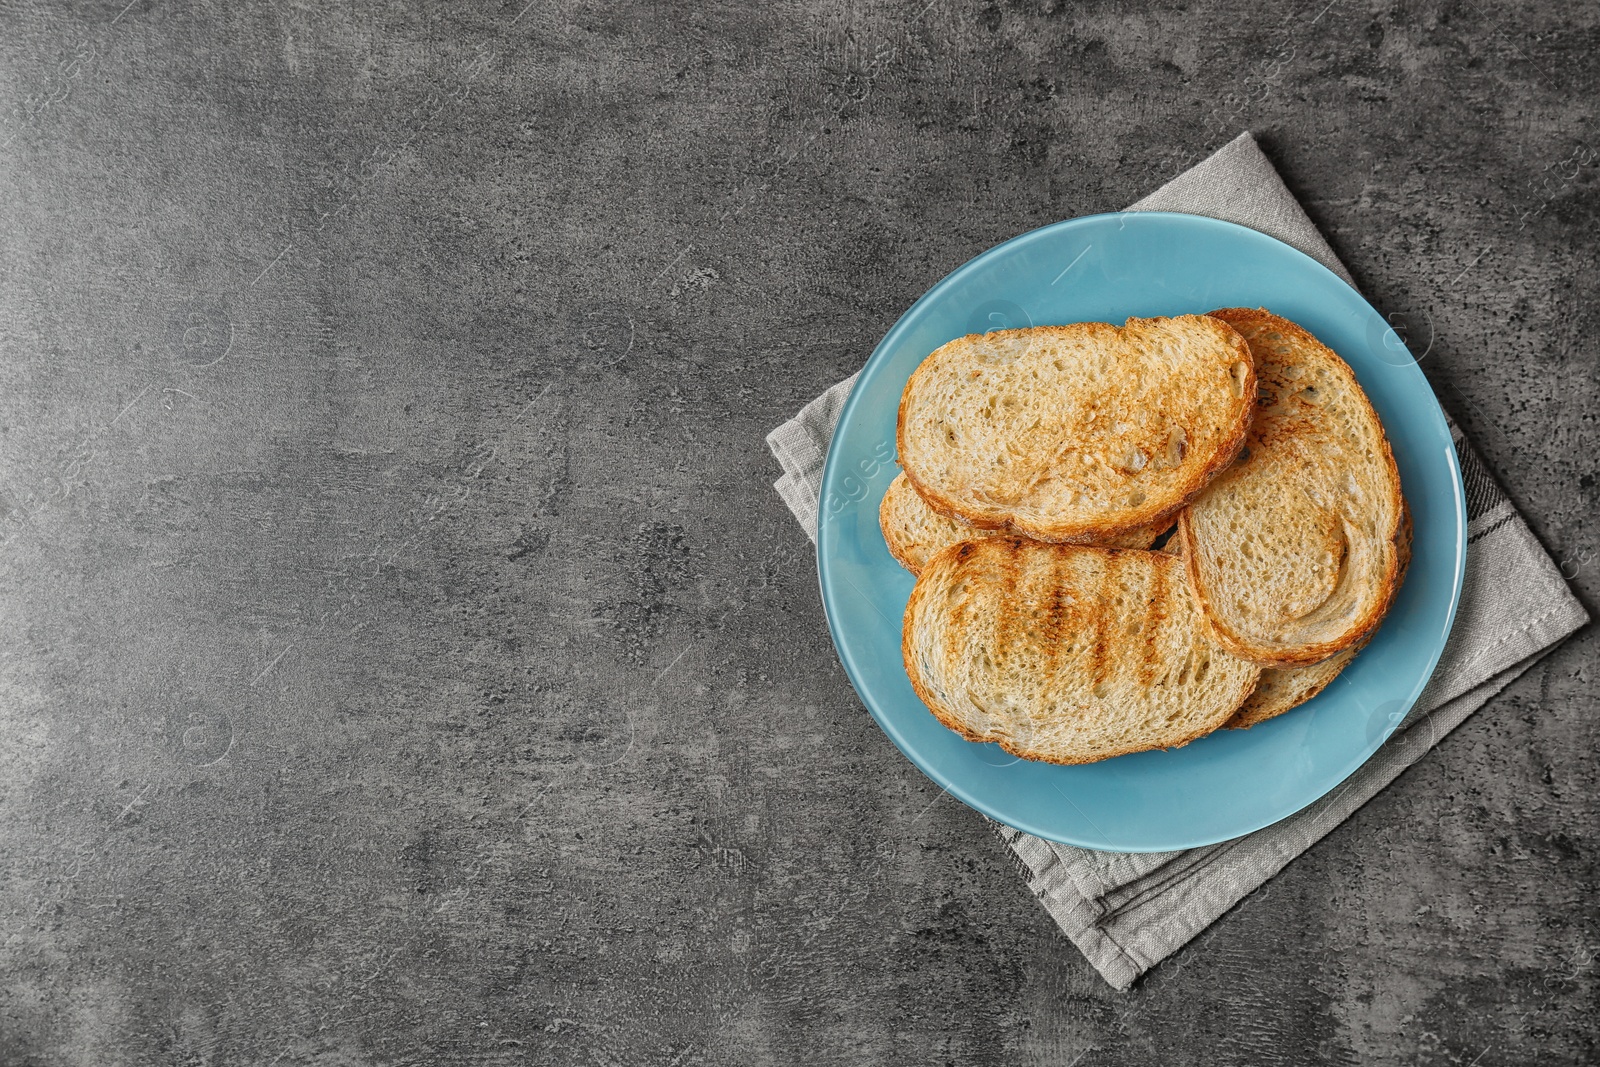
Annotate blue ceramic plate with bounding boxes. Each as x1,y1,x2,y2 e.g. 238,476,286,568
816,212,1465,852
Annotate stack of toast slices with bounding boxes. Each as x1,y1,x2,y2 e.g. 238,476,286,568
884,308,1410,765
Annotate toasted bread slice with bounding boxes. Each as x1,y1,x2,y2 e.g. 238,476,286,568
880,471,1167,575
897,316,1255,543
902,539,1260,765
1179,309,1405,667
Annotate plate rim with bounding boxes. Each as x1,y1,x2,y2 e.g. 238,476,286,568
814,210,1468,851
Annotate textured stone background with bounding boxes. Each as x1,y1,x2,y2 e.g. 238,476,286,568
0,1,1595,1064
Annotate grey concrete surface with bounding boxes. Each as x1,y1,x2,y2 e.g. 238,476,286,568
0,1,1595,1064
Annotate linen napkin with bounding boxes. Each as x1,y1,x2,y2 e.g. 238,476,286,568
765,131,1589,990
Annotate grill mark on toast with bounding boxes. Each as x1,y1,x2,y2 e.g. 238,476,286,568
1138,555,1167,686
991,538,1024,669
1088,552,1110,688
1042,563,1069,683
944,569,969,642
942,544,980,653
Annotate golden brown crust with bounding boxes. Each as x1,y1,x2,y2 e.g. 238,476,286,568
1396,494,1414,576
896,317,1256,543
1178,308,1407,668
978,714,1234,765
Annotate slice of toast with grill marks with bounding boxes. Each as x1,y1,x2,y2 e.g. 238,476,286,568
902,538,1259,765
